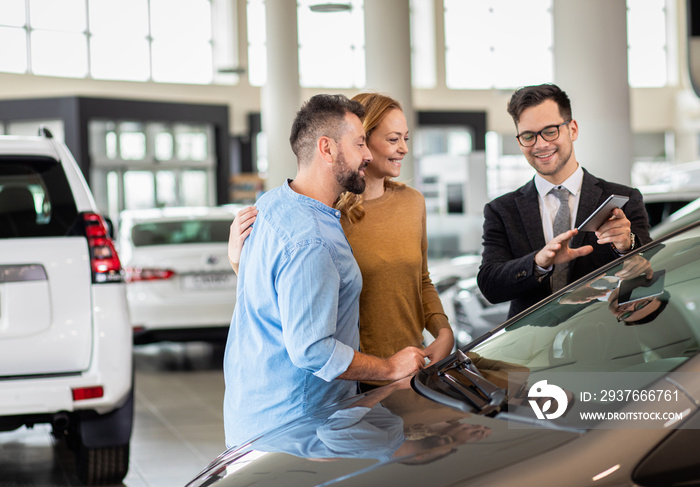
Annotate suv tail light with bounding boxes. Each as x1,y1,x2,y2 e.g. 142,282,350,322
72,386,104,401
125,267,176,282
82,212,123,283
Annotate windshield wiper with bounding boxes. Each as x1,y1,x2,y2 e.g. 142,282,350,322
412,350,507,415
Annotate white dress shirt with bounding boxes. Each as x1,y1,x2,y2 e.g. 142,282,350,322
535,165,584,242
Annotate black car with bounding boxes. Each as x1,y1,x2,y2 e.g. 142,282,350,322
187,221,700,487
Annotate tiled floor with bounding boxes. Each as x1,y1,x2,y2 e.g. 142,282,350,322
0,342,227,487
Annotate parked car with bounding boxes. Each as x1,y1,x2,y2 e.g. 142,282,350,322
451,276,509,347
187,220,700,487
118,205,243,344
640,160,700,194
428,253,482,338
650,197,700,239
640,161,700,227
640,189,699,227
0,129,133,485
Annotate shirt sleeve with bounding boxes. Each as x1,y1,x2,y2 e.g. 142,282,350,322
276,238,355,382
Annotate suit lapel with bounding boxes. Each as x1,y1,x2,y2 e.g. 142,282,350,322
516,179,546,251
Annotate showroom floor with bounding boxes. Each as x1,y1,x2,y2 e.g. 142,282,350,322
0,342,227,487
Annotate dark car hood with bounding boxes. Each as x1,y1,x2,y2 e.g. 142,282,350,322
188,380,581,487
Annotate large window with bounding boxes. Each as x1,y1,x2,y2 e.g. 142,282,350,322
415,127,472,215
444,0,554,90
0,0,672,89
410,0,436,89
245,0,267,87
297,0,365,88
0,0,236,85
246,0,436,89
627,0,669,88
246,0,365,88
443,0,670,90
90,120,216,218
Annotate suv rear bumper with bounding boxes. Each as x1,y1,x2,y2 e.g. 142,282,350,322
0,284,133,419
0,368,131,417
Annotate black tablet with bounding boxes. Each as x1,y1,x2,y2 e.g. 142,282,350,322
577,194,629,232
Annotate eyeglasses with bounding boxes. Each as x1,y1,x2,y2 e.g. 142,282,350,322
516,120,571,147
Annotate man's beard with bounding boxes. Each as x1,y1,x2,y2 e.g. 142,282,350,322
334,148,366,195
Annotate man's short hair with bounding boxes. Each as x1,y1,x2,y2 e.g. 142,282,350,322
290,94,365,163
507,83,572,126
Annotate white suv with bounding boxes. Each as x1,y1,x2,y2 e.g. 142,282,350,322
0,129,133,485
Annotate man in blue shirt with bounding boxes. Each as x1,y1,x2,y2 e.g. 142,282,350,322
223,94,426,448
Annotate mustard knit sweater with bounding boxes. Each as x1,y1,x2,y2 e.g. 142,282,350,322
340,184,450,360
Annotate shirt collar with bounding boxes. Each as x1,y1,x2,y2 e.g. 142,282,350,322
283,179,342,220
535,165,584,198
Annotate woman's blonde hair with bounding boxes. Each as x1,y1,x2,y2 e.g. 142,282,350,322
336,92,406,223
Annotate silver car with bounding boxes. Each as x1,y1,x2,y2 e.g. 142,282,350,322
187,220,700,487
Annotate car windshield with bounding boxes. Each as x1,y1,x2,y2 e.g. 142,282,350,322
440,223,700,419
130,219,231,246
471,225,700,375
415,222,700,429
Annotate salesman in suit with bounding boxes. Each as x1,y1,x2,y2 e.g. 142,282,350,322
477,83,651,319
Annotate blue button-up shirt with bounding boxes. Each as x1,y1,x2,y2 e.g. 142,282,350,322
224,180,362,447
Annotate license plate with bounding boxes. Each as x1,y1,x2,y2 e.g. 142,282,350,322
181,272,236,290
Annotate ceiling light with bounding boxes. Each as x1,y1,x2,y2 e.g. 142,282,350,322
309,3,352,13
217,66,247,75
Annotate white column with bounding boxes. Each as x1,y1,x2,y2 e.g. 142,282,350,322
364,0,416,185
553,0,633,185
433,0,446,90
262,0,302,190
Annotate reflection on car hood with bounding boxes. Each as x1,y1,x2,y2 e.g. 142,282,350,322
187,380,579,487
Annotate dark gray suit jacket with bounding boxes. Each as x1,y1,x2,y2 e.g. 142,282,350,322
477,169,652,319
